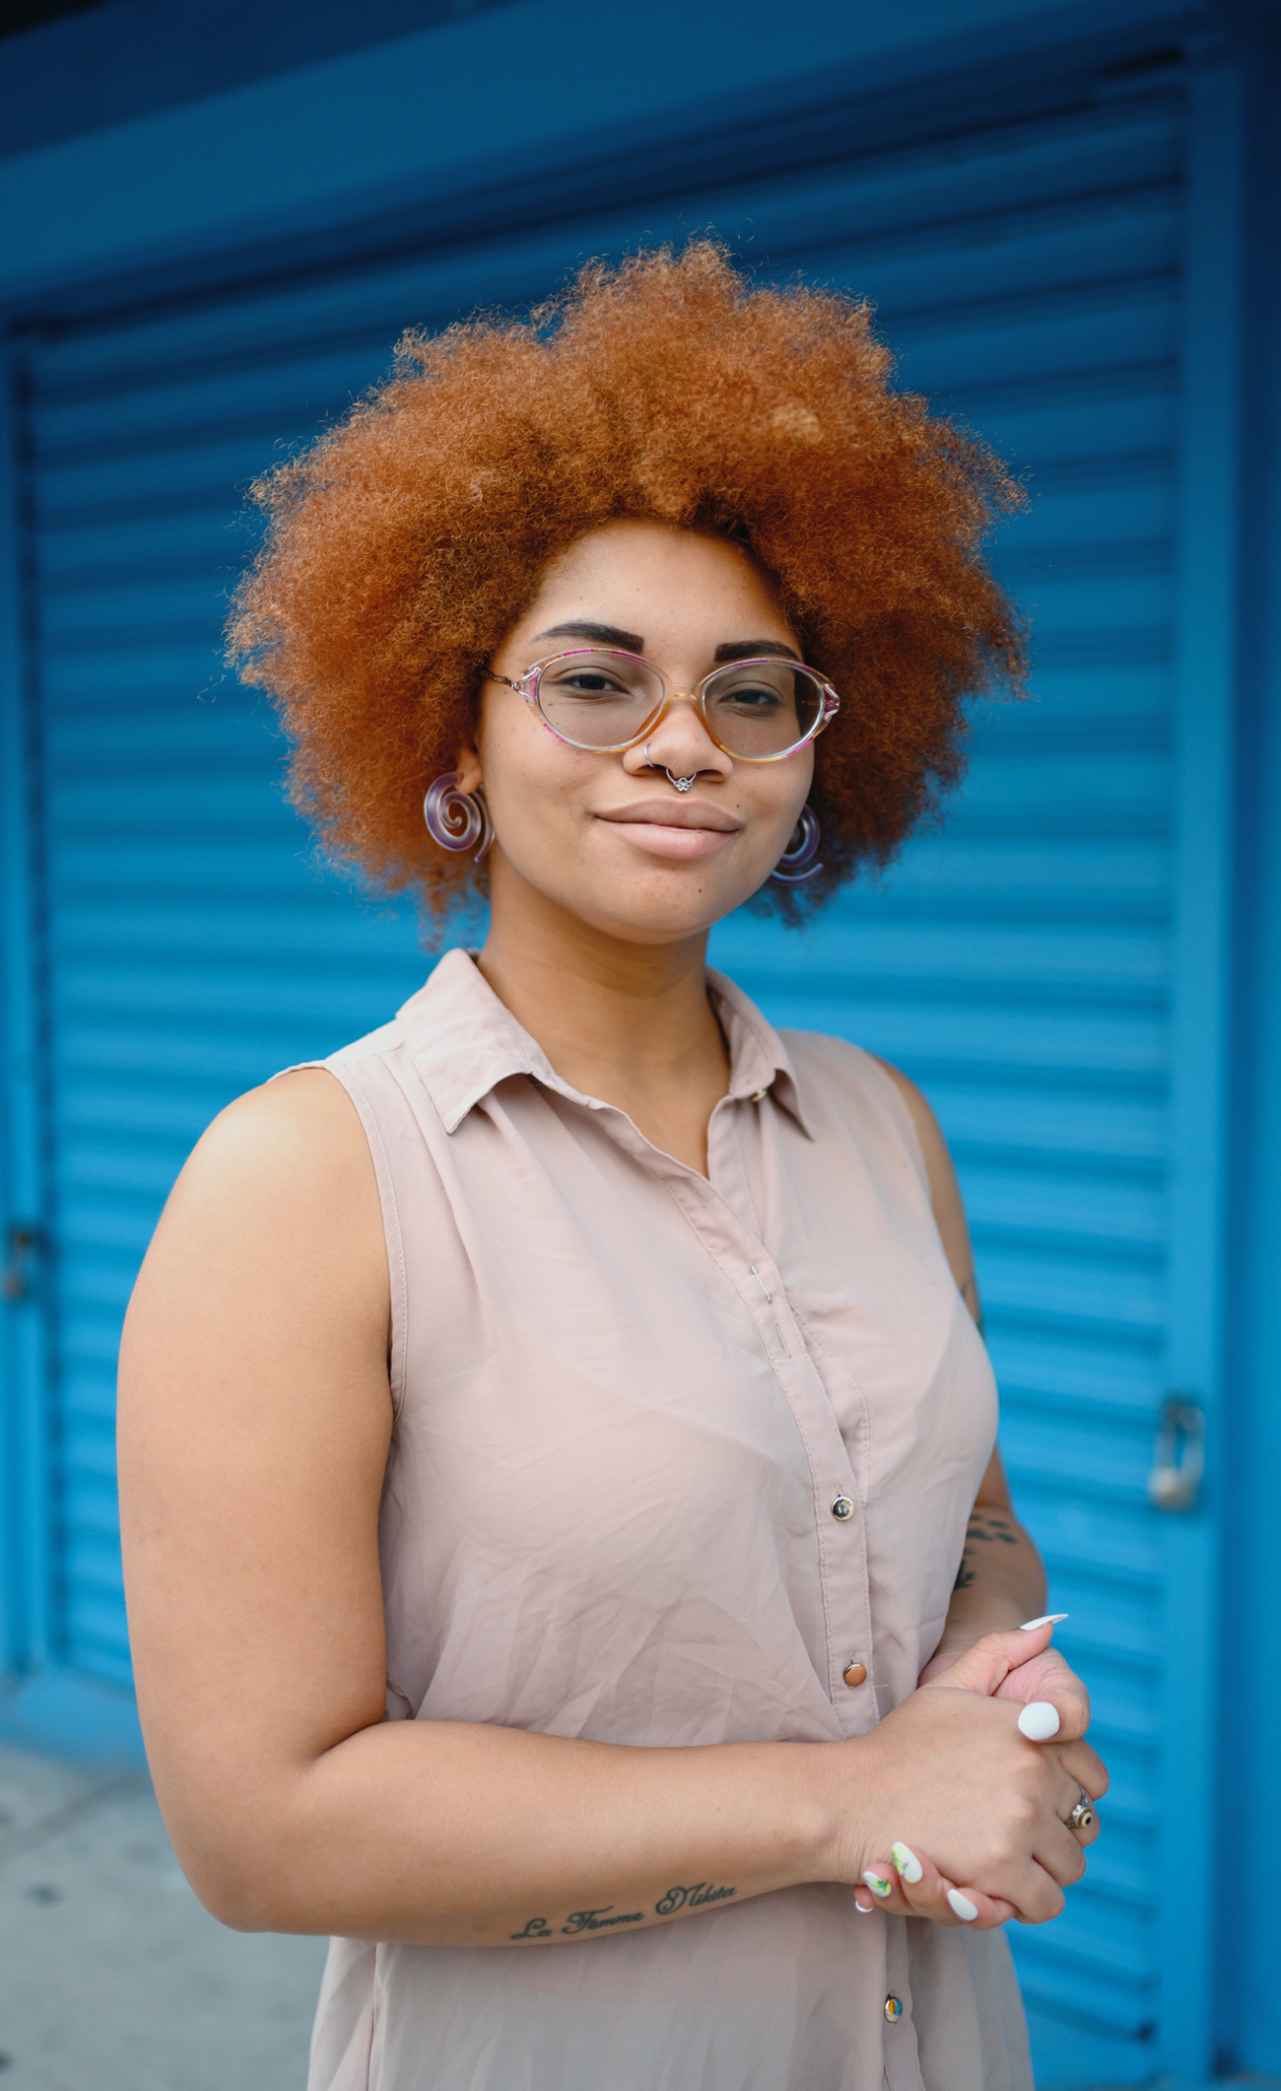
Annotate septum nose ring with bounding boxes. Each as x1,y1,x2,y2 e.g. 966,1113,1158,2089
644,740,698,793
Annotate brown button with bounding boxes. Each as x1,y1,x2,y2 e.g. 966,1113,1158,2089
842,1661,867,1688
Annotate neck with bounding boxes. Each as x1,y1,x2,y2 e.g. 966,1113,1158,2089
474,866,729,1136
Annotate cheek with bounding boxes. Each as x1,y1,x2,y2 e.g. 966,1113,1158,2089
753,755,815,840
480,719,596,865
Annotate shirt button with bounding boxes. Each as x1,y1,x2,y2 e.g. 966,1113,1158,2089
831,1495,855,1521
842,1661,867,1688
885,1995,903,2024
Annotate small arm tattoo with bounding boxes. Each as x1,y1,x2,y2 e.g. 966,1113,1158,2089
954,1507,1024,1588
509,1884,736,1941
965,1512,1019,1546
561,1906,645,1934
656,1882,736,1914
510,1906,644,1940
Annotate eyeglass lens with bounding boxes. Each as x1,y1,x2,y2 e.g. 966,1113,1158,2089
534,650,826,758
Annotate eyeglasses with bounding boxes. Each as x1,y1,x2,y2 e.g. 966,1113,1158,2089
485,648,840,762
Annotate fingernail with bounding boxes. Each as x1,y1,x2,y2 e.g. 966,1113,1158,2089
855,1894,876,1914
947,1889,978,1922
890,1842,924,1884
862,1870,893,1898
1018,1613,1068,1631
1017,1701,1061,1741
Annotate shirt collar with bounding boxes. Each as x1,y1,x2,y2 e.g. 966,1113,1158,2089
396,948,814,1140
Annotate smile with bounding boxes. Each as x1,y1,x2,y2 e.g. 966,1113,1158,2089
596,799,743,861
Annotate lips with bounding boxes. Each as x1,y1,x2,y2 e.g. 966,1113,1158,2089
597,798,742,833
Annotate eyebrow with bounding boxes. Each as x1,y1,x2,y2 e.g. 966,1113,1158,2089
532,622,802,665
713,639,802,664
533,621,646,652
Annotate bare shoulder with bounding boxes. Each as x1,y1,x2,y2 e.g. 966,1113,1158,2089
166,1067,378,1237
179,1066,374,1196
131,1065,389,1352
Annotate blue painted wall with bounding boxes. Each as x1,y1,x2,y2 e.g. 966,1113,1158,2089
1,0,1278,2081
1219,20,1281,2079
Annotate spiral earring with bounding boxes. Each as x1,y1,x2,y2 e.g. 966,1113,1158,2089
770,804,822,885
423,772,494,862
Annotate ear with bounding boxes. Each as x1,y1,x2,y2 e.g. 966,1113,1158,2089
454,744,483,795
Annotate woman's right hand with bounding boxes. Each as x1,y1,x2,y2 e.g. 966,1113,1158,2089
831,1625,1108,1928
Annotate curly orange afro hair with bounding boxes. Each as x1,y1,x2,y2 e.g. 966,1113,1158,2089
227,240,1026,918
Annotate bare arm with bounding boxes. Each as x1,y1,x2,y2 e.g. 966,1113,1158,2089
872,1059,1048,1651
119,1072,1097,1943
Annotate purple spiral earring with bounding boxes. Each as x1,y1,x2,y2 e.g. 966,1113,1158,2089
424,772,494,862
771,805,822,885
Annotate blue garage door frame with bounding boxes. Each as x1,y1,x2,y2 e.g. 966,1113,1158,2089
0,47,1242,2090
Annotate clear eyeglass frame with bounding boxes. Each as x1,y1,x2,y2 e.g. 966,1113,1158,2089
484,647,841,761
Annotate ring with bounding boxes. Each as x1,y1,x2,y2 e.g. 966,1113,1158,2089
1067,1785,1095,1835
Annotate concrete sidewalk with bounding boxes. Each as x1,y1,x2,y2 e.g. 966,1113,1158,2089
0,1744,327,2091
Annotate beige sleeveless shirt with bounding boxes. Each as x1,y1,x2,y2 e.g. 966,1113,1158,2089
304,949,1032,2091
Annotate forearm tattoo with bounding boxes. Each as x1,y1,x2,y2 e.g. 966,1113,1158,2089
953,1508,1022,1591
510,1882,736,1940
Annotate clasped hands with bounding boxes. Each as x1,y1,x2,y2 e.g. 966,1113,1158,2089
846,1617,1107,1930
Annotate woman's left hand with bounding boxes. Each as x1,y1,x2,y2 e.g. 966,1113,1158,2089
853,1837,1018,1928
854,1619,1104,1922
920,1618,1091,1741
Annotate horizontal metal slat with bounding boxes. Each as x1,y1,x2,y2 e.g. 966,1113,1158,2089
34,471,1175,589
773,999,1168,1079
1003,1413,1158,1503
731,919,1169,994
28,104,1179,393
966,1170,1164,1246
804,189,1179,325
978,1244,1163,1332
33,423,303,521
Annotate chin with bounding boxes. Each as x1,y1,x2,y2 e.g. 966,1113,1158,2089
582,879,759,943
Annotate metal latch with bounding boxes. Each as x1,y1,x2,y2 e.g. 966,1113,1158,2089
2,1225,41,1304
1147,1396,1205,1511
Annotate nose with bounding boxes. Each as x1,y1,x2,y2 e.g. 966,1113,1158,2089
620,693,733,785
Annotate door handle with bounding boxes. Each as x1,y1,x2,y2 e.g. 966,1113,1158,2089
1147,1396,1205,1511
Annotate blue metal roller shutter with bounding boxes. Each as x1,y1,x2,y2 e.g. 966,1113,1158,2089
17,74,1203,2085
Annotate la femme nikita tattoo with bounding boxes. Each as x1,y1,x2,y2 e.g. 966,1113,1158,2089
510,1883,736,1940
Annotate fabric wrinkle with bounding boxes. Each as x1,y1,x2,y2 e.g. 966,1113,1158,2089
294,949,1029,2091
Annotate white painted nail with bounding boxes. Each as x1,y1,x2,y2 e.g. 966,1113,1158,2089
891,1842,924,1884
1017,1700,1061,1741
947,1889,979,1922
862,1869,893,1898
855,1895,876,1914
1018,1613,1068,1631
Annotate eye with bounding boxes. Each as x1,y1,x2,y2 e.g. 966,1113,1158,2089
556,671,630,697
714,680,786,711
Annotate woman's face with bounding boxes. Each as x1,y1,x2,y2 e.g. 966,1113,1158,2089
461,519,815,948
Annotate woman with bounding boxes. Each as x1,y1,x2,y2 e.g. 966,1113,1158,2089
118,244,1107,2091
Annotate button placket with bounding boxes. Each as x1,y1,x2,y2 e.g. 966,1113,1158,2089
750,1259,875,1721
662,1172,876,1730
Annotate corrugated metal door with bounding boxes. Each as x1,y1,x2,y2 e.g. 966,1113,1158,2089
9,64,1231,2087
